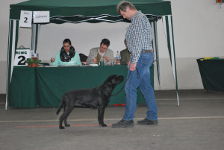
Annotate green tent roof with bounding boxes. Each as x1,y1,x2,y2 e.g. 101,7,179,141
10,0,171,23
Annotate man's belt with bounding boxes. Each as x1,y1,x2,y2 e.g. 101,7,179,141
142,50,153,53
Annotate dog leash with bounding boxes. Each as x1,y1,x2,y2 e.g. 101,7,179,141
111,68,140,97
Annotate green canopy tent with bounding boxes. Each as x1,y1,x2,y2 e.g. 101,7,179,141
6,0,179,110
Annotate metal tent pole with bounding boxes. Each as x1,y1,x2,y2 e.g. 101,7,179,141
163,15,180,106
152,21,161,86
31,24,39,53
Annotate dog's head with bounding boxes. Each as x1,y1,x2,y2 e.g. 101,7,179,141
105,74,124,85
100,75,124,98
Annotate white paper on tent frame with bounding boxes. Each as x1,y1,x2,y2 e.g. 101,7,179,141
33,11,50,23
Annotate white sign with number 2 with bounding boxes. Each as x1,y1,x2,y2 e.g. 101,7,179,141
14,49,31,66
19,10,32,28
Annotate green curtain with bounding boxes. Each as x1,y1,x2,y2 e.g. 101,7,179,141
6,19,19,110
197,59,224,91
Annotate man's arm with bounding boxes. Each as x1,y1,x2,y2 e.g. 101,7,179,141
103,49,114,64
108,50,114,63
87,48,96,64
128,19,144,64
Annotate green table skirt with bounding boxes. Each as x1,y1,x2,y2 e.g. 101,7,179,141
9,67,37,108
197,59,224,91
9,65,154,108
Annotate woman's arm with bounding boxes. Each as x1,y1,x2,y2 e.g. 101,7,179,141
74,52,82,65
51,53,60,66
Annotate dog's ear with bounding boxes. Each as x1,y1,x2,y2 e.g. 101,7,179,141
103,74,118,85
117,75,124,81
106,75,117,81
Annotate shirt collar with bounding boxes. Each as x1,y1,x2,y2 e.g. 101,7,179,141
98,48,105,56
130,11,141,22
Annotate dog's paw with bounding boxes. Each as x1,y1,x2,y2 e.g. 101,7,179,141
65,124,70,127
59,126,65,129
100,124,107,127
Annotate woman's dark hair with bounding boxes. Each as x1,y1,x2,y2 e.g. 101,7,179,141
63,38,72,45
100,38,110,47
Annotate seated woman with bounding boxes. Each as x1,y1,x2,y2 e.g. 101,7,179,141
51,39,81,66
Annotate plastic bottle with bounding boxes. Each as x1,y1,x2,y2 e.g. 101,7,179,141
115,51,121,65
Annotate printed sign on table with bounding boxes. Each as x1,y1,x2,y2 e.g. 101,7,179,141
14,49,31,66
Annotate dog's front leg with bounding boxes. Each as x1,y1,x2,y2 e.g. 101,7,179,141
98,106,107,127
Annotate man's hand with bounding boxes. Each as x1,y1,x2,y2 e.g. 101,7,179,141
92,58,97,64
103,56,110,62
129,63,136,71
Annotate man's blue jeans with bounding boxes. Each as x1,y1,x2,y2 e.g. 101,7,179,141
123,52,158,121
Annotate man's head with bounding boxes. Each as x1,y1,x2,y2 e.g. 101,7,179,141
117,1,137,20
63,39,72,52
99,38,110,53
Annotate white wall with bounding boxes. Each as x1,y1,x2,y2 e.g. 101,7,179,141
1,0,224,93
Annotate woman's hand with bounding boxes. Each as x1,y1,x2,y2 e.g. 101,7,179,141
50,58,55,62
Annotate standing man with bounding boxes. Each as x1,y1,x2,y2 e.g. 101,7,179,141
112,1,158,128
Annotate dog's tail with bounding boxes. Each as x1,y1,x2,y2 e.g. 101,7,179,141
56,97,65,115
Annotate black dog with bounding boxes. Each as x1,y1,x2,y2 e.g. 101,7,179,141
56,75,124,129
